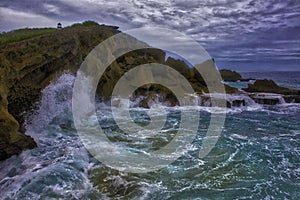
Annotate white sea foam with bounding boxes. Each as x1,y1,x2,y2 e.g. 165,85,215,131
0,73,102,199
25,73,75,135
1,72,298,199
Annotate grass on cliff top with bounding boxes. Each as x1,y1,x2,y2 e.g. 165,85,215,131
0,21,101,46
0,28,59,46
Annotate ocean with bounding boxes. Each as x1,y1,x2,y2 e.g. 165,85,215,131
240,71,300,90
0,72,299,199
224,71,300,90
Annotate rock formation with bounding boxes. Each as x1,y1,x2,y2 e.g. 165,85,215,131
220,69,253,82
220,69,242,81
0,22,238,160
243,79,300,103
243,79,299,95
0,22,120,160
1,21,298,161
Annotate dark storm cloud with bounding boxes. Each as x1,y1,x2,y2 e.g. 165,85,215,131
0,0,299,70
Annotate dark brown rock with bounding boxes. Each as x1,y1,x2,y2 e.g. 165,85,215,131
232,99,246,107
244,80,300,104
243,79,299,95
220,69,242,81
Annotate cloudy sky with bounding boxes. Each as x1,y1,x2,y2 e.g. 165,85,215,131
0,0,299,71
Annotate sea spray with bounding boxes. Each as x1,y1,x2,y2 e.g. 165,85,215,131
0,72,299,199
0,73,102,199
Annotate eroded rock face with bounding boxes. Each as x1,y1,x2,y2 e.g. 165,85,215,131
0,86,37,160
130,84,178,108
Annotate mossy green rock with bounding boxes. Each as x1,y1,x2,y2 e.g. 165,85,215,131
0,23,120,160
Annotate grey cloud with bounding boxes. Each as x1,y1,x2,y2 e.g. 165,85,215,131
0,0,299,71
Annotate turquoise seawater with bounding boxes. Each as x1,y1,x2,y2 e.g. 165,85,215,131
0,73,299,199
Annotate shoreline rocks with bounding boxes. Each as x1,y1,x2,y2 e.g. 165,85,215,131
220,69,254,82
220,69,242,81
0,22,237,160
243,79,300,104
243,79,299,95
0,22,299,161
248,93,286,105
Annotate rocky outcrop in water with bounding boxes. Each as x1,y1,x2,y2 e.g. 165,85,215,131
243,79,300,103
220,69,253,82
243,79,299,95
249,93,285,105
220,69,242,81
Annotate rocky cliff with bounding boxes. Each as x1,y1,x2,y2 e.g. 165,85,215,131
0,22,239,160
1,21,299,160
0,23,121,160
